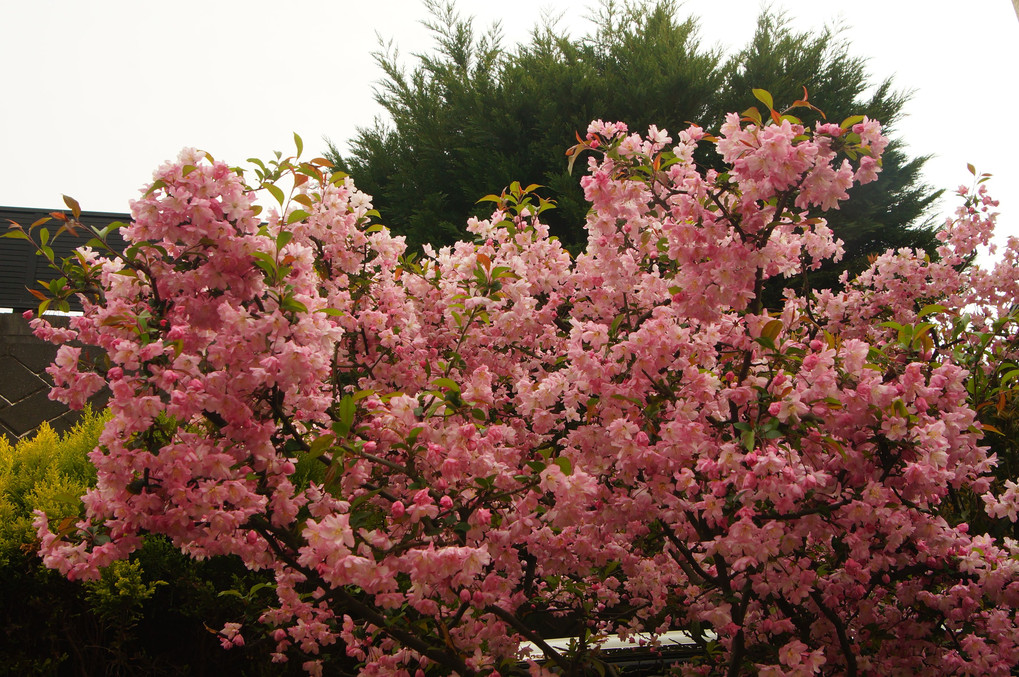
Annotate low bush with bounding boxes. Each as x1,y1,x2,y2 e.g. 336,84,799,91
0,409,301,675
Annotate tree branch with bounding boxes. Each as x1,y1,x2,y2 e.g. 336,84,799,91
809,590,857,677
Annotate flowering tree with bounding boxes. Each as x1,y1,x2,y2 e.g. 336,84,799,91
16,92,1019,675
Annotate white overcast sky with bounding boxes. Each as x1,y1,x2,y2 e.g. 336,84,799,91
2,1,1017,248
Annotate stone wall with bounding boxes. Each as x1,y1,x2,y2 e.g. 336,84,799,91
0,313,107,441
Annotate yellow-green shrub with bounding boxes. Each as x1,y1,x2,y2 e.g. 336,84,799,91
0,409,103,564
0,408,300,675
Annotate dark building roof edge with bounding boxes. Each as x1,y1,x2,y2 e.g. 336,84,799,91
1,206,131,221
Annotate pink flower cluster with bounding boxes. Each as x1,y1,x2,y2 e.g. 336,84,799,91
28,107,1019,675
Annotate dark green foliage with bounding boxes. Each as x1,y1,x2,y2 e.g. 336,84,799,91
0,411,303,676
330,0,939,290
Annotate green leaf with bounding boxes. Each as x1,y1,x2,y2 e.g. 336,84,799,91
752,88,774,111
316,307,345,317
918,304,947,319
761,319,783,343
334,395,356,439
999,368,1019,385
144,179,168,197
823,436,848,460
306,433,335,459
280,296,307,313
609,313,625,336
840,115,866,130
276,230,294,248
294,132,304,158
490,266,515,279
264,183,285,206
296,164,322,181
554,456,573,476
247,582,274,597
286,209,311,225
741,106,763,126
432,377,460,393
406,426,423,447
252,251,277,270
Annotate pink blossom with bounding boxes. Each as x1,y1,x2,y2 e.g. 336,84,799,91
27,110,1019,677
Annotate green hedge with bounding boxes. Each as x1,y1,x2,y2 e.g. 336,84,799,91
0,410,303,676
